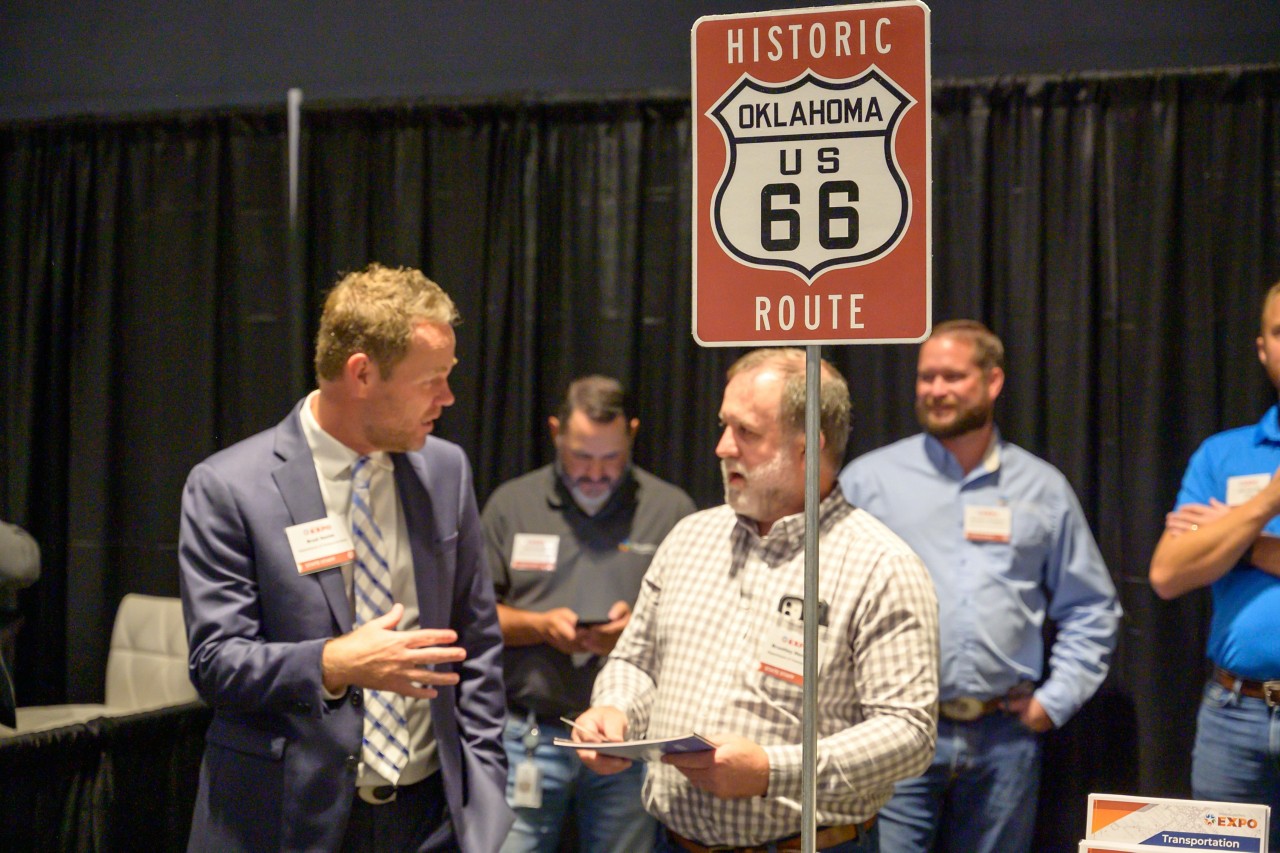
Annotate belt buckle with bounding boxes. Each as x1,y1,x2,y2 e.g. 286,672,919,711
939,696,984,722
357,785,398,805
1263,681,1280,707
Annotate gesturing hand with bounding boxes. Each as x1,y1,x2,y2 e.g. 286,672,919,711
322,603,466,698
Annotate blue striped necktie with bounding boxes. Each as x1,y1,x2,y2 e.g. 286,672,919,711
351,455,409,783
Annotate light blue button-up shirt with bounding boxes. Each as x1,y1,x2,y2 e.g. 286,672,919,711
839,431,1121,727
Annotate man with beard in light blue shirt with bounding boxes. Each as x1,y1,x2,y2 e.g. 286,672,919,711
839,319,1121,853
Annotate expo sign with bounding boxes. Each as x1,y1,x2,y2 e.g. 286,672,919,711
692,2,931,345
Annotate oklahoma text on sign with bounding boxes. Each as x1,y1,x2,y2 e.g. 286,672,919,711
692,1,931,346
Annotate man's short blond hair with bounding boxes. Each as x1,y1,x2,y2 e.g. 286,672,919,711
928,319,1005,372
727,348,851,466
314,263,459,381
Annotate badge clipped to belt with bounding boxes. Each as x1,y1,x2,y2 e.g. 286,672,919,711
512,709,543,809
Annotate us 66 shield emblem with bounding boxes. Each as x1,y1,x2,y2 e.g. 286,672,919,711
708,66,915,283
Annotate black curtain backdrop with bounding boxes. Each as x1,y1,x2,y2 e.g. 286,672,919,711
0,703,211,850
1,66,1278,850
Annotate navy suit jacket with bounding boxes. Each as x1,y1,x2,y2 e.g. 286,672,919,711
179,400,512,852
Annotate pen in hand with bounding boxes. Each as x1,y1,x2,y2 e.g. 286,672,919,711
559,716,619,743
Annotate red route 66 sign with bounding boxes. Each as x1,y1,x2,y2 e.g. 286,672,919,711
692,1,931,346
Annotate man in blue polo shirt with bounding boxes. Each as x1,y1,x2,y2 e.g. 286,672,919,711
1150,281,1280,850
840,319,1121,853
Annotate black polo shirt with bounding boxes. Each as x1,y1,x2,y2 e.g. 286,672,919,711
480,464,695,719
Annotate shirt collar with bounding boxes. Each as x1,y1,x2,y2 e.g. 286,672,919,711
923,427,1003,483
1255,404,1280,445
732,488,852,549
299,390,393,481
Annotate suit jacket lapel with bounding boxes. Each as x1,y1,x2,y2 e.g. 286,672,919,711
272,400,354,634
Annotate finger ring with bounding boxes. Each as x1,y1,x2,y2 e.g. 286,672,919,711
1190,524,1199,531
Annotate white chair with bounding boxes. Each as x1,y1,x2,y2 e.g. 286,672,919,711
1,593,198,735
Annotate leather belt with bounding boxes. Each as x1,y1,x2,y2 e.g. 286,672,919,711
355,771,437,806
665,818,875,852
939,681,1035,722
357,784,399,805
938,696,1004,722
1213,666,1280,707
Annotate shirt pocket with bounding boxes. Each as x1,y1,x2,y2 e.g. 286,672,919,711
752,611,834,705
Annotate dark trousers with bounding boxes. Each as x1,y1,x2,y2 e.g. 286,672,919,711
341,772,455,853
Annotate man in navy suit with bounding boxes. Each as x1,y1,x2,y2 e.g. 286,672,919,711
179,263,512,852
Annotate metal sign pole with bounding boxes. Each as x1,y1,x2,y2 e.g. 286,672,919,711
285,87,307,399
801,345,821,853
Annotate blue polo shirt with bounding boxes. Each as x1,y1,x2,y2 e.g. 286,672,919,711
1175,404,1280,679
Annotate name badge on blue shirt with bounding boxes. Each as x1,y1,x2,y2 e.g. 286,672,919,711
1227,473,1271,506
964,505,1012,543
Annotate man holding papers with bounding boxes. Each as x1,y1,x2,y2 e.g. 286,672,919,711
573,348,939,853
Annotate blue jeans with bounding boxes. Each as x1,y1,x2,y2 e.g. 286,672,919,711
500,715,657,853
877,713,1041,853
1192,679,1280,850
654,824,878,853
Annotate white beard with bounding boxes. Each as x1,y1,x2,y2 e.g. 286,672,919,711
721,449,793,523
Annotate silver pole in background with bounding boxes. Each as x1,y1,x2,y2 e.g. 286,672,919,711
801,344,821,853
287,88,303,226
285,88,306,398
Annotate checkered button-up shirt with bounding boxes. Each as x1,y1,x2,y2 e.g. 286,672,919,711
592,489,939,846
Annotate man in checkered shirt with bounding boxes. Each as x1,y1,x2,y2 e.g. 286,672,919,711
572,348,939,853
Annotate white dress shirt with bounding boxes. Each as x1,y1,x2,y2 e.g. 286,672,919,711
300,391,438,786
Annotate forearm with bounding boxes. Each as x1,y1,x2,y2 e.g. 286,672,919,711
456,491,512,777
191,632,331,711
495,603,551,646
771,550,938,806
1039,648,1111,727
589,565,662,733
1041,555,1121,725
1149,497,1279,598
1247,533,1280,578
590,657,657,736
455,599,508,775
763,709,935,808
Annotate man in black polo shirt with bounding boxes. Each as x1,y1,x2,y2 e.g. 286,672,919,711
482,375,696,853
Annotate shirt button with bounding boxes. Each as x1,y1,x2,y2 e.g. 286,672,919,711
345,755,360,773
351,691,363,709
